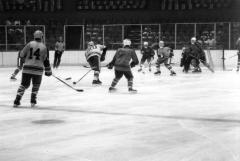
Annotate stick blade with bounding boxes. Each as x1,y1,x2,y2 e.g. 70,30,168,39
76,89,84,92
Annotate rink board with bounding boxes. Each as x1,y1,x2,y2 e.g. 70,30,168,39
0,50,238,69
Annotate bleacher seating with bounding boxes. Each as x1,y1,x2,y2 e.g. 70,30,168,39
0,0,63,12
76,0,147,11
160,0,232,10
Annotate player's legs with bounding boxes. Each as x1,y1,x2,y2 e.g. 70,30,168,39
192,59,201,73
56,51,63,68
164,58,176,75
123,71,136,92
109,70,124,90
138,56,147,72
154,57,165,75
147,57,152,71
184,56,192,73
53,51,58,68
88,56,101,84
31,74,42,106
13,73,31,107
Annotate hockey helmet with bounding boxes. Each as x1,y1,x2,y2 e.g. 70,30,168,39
191,37,196,44
88,41,94,47
159,41,164,47
33,30,43,41
143,41,148,46
123,39,131,46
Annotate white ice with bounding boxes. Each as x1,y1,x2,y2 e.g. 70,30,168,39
0,66,240,161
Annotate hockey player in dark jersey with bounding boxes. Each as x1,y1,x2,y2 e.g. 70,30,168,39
107,39,139,93
10,50,24,80
154,41,176,76
180,46,194,73
13,30,52,107
85,41,107,85
189,37,211,73
138,41,155,73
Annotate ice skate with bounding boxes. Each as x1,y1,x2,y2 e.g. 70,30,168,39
13,100,20,108
128,88,137,94
10,76,17,81
92,79,102,85
109,87,117,93
170,71,176,76
31,100,37,108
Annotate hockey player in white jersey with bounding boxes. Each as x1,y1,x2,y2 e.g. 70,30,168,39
85,41,107,85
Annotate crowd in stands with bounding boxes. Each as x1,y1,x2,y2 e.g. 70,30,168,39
0,0,63,12
76,0,147,10
160,0,233,10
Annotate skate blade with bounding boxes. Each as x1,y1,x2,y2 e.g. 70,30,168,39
129,91,138,94
31,104,37,108
92,84,102,87
13,104,20,108
109,89,117,93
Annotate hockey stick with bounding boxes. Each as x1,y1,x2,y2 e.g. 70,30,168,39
65,77,72,80
73,69,92,85
52,74,84,92
83,65,107,68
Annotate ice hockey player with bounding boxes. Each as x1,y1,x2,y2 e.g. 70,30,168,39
53,36,64,69
138,41,155,73
13,30,52,107
107,39,139,93
154,41,176,76
189,37,210,73
85,41,107,85
10,50,24,80
236,37,240,72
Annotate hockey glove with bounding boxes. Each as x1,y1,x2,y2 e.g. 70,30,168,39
107,63,114,69
100,47,108,62
45,70,52,76
130,61,136,68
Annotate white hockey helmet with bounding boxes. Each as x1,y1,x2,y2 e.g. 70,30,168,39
33,30,43,41
191,37,196,44
159,40,164,47
123,39,131,46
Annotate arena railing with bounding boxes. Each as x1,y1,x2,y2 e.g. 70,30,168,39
1,22,239,51
0,25,45,51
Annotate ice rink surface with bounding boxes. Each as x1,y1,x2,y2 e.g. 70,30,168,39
0,66,240,161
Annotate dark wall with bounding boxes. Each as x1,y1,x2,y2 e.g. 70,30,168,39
1,0,240,24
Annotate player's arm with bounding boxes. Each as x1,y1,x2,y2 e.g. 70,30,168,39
150,48,155,58
20,43,30,59
107,49,117,69
130,50,139,68
100,46,108,62
43,48,52,76
55,42,58,51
